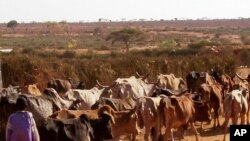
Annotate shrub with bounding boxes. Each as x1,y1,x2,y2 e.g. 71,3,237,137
188,40,218,50
60,50,76,58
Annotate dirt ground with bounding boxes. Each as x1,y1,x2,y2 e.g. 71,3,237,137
121,116,230,141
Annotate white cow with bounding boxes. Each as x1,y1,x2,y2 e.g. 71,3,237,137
223,89,249,141
111,76,156,100
64,86,112,110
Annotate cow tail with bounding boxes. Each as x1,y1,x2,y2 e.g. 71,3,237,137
136,103,144,129
158,99,166,129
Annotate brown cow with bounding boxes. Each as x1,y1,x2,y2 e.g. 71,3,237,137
159,93,200,141
50,105,139,141
199,83,223,128
157,73,186,90
91,97,135,111
186,71,216,93
216,74,235,97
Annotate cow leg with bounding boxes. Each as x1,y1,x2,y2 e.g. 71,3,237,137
189,122,199,141
170,129,175,141
215,111,221,128
223,116,230,141
247,111,249,124
200,122,203,130
231,115,238,125
164,128,174,141
247,105,250,124
144,127,150,141
240,113,246,125
151,127,161,141
130,134,136,141
217,115,221,127
177,127,185,141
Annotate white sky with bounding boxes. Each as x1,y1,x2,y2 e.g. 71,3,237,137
0,0,250,23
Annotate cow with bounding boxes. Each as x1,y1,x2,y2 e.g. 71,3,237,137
63,86,112,110
157,73,186,90
104,76,156,100
91,97,135,111
50,105,139,141
39,115,94,141
234,73,250,124
153,86,188,97
159,92,200,141
136,96,162,141
223,89,249,141
199,83,223,128
216,74,236,99
0,88,79,128
186,71,216,93
21,83,42,96
193,100,212,129
39,113,113,141
47,78,85,95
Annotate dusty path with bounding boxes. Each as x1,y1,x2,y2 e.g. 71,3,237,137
120,116,230,141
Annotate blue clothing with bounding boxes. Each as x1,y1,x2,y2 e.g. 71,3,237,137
6,111,35,141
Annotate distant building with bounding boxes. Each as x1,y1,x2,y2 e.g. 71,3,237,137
0,48,13,53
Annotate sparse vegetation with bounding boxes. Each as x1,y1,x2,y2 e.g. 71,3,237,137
0,19,249,89
106,28,143,52
7,20,18,29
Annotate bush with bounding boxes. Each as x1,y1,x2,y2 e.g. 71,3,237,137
7,20,18,28
188,40,218,50
60,50,76,58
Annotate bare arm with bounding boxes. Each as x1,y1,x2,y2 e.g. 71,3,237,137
28,112,40,141
31,117,40,141
6,117,13,141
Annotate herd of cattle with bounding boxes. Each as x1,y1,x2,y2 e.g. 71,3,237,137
0,70,250,141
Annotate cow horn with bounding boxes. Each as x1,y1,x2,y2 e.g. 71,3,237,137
236,73,248,81
141,69,151,80
96,80,104,88
136,71,141,78
143,72,150,80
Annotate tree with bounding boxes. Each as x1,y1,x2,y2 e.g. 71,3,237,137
7,20,18,29
106,28,143,52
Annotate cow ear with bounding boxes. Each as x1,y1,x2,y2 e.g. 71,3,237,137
80,114,90,123
170,97,178,105
130,113,136,118
101,112,115,124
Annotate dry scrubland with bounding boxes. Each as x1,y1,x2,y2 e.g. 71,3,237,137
1,19,250,140
1,19,250,89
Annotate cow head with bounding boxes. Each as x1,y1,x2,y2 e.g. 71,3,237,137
76,81,85,89
199,84,211,103
96,80,114,98
0,90,19,134
136,71,151,81
193,101,212,122
81,113,113,140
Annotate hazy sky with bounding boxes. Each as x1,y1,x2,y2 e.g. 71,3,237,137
0,0,250,23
